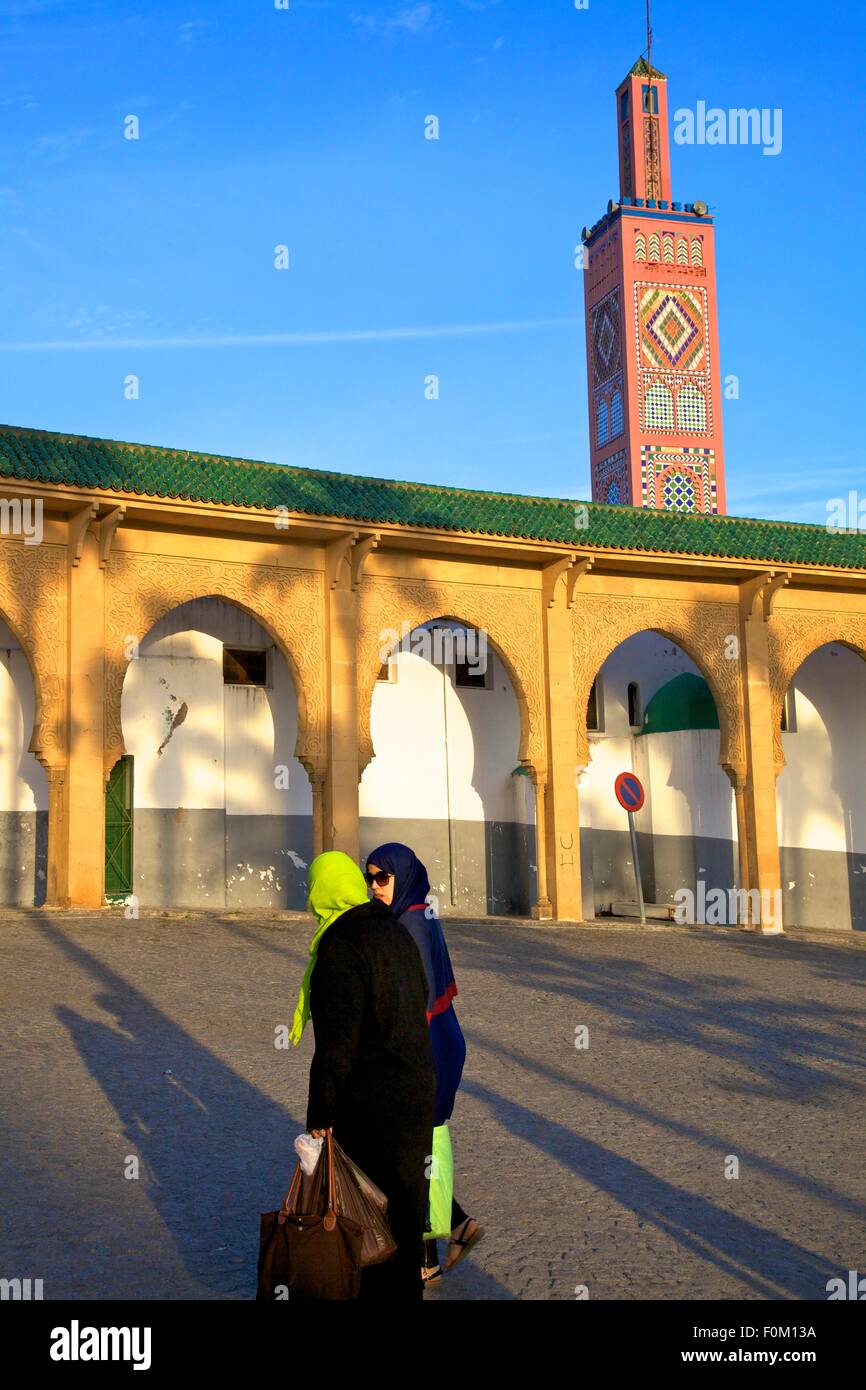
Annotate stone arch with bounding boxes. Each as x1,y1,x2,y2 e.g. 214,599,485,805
0,540,66,769
104,551,325,777
768,609,866,773
571,592,744,777
358,576,545,775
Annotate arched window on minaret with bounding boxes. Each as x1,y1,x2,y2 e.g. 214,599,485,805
663,233,674,263
677,382,707,432
649,232,661,263
610,389,624,438
691,236,703,266
645,382,674,430
596,399,610,446
677,236,688,265
635,232,647,261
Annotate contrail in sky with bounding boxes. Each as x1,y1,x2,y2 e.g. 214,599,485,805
0,318,581,352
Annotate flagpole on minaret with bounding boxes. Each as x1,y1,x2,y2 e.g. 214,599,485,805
646,0,653,100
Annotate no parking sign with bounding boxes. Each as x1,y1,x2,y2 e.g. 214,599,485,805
615,771,645,813
615,771,646,925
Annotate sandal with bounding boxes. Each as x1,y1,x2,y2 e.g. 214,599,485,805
421,1263,442,1285
444,1217,484,1272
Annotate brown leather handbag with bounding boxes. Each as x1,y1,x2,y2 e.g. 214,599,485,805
256,1130,365,1300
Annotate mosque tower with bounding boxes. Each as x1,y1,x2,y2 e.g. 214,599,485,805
581,54,727,513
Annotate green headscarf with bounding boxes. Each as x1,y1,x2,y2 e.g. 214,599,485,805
290,851,369,1046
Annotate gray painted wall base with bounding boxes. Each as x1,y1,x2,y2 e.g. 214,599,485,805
360,817,535,917
0,810,47,906
133,810,313,910
781,845,866,932
586,827,737,916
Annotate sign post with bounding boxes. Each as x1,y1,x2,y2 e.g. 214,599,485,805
615,771,646,926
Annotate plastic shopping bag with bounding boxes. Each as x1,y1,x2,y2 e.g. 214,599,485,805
330,1137,397,1268
423,1123,454,1240
293,1132,323,1176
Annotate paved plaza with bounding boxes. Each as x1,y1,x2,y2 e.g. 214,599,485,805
1,908,864,1301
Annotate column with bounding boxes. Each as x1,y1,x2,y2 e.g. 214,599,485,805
64,528,107,907
542,581,585,921
530,770,553,920
322,555,361,859
738,582,784,933
42,764,68,906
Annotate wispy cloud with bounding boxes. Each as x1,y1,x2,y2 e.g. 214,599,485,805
0,317,581,352
33,126,96,163
352,4,438,35
178,19,208,45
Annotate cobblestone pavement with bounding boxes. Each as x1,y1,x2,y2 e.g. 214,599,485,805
1,908,864,1301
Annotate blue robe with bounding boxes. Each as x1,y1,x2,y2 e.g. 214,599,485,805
366,842,466,1127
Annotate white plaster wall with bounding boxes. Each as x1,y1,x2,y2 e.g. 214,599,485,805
0,616,47,813
778,643,866,854
361,630,529,825
636,729,737,842
579,630,735,841
121,597,310,814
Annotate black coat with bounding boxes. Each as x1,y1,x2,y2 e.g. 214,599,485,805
305,898,436,1299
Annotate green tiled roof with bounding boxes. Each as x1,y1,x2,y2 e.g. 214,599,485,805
1,423,865,572
627,56,667,79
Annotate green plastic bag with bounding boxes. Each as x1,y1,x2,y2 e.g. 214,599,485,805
424,1123,454,1240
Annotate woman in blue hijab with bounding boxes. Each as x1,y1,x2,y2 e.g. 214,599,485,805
365,841,484,1284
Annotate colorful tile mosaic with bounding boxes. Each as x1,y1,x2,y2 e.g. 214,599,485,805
637,284,706,373
643,115,662,199
591,289,622,388
644,381,674,430
594,448,630,506
640,445,718,514
640,372,712,434
610,388,624,438
677,382,707,432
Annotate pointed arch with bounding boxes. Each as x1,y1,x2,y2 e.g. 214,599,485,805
357,576,545,775
571,592,745,776
104,551,325,777
0,540,66,768
768,610,866,773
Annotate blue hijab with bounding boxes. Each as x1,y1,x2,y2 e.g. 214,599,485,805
365,842,455,1010
366,841,465,1125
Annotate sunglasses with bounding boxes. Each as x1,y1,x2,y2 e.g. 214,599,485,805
364,870,393,887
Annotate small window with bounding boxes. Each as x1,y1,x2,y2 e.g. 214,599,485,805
587,678,602,732
781,688,797,733
223,647,268,686
620,91,629,122
455,658,488,690
628,682,642,729
642,83,659,114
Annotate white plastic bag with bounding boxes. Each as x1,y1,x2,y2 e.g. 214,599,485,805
294,1132,324,1176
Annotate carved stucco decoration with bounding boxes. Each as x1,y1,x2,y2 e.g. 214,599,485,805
104,551,326,776
0,540,67,766
768,608,866,772
357,576,545,774
571,592,745,773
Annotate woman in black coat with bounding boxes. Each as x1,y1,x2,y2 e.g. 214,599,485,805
297,851,436,1301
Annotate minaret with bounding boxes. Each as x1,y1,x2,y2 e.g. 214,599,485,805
581,55,727,514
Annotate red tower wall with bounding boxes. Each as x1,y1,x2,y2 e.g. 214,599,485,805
583,60,727,515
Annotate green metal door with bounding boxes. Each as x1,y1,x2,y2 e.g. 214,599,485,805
105,755,134,900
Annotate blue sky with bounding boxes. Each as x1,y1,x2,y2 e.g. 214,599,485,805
0,0,863,523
